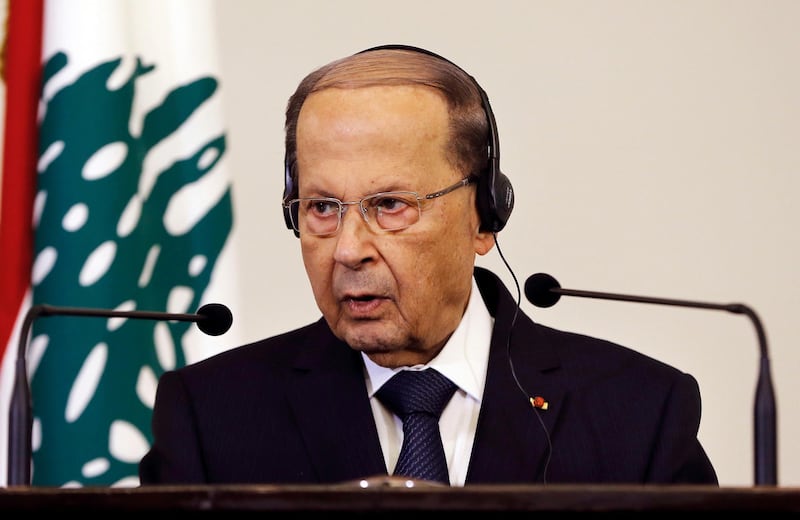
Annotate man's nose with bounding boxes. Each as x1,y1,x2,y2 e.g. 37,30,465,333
333,203,375,268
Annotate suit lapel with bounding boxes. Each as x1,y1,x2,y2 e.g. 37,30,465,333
284,322,387,483
466,267,566,483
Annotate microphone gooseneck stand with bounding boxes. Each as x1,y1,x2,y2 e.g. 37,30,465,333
7,302,232,486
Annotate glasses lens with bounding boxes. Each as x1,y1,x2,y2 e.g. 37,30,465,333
362,192,421,231
288,201,301,231
295,198,342,235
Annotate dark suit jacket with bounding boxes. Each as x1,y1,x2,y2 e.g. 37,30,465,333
139,267,718,485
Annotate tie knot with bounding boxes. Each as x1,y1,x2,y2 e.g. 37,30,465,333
376,368,457,419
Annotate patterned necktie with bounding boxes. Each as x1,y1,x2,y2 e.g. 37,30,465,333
376,368,458,484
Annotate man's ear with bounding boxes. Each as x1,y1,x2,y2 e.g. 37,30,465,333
474,228,496,256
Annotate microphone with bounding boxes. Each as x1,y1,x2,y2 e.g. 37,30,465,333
6,302,232,487
524,273,776,486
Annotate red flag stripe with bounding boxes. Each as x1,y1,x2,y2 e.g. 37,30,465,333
0,0,44,358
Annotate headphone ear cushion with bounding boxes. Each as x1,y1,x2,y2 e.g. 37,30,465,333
492,171,514,231
476,170,514,233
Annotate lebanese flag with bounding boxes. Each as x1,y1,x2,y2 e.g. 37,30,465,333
1,0,241,486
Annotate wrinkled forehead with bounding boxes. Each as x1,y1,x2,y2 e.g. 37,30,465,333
295,85,455,194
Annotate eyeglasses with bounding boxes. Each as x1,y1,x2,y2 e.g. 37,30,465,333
283,177,474,236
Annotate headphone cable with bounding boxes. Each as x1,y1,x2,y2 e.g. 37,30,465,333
492,232,552,484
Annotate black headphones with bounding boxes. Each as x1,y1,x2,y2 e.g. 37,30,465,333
283,44,514,235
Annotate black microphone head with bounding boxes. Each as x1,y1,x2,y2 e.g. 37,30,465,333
525,273,562,308
196,303,233,336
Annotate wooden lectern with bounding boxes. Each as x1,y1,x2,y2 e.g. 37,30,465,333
1,481,799,513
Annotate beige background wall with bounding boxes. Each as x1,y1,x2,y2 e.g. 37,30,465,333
208,0,799,487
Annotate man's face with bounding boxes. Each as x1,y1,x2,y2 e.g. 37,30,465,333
295,85,494,368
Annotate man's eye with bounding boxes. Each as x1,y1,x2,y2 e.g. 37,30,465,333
309,200,340,216
371,195,413,213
